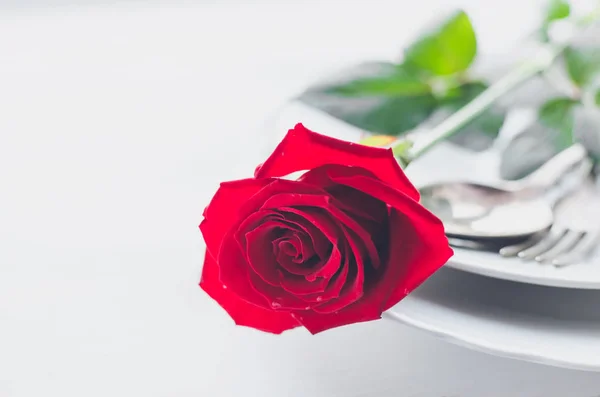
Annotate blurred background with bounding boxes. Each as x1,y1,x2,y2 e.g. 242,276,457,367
3,1,600,396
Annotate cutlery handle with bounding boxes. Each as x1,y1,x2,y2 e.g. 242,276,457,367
544,156,593,207
520,143,588,189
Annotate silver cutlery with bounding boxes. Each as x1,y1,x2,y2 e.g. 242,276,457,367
499,225,600,266
420,143,592,240
448,175,600,267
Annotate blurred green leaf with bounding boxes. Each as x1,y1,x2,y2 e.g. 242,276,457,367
563,46,600,87
326,65,430,97
403,10,477,76
392,140,413,167
434,82,505,150
298,62,438,135
500,97,578,180
546,0,570,23
391,140,413,156
595,89,600,106
339,95,438,135
539,97,579,146
539,0,570,41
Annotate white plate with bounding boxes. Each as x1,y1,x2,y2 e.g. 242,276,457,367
387,267,600,371
269,100,600,289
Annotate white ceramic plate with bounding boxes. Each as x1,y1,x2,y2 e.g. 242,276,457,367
386,266,600,371
269,100,600,289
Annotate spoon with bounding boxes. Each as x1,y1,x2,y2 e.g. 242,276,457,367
419,143,593,239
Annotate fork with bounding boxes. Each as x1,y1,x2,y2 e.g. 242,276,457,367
499,172,600,266
448,171,600,267
499,225,600,267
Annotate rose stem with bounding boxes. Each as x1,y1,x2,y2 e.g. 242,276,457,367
394,9,600,165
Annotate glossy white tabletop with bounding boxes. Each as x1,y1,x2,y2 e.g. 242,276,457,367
2,1,600,396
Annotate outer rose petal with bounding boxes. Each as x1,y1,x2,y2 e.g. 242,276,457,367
382,215,453,310
200,251,300,334
237,178,326,220
255,123,419,201
293,210,427,334
200,178,273,259
300,164,388,223
330,174,453,309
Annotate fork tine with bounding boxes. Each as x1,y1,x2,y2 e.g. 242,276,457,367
552,229,600,267
517,227,567,260
534,230,584,263
499,235,543,257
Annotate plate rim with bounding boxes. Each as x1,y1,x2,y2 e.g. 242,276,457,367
384,304,600,372
385,267,600,372
447,248,600,290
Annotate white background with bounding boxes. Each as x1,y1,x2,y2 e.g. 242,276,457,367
2,1,600,396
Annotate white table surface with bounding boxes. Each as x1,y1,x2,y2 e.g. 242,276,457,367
2,1,600,396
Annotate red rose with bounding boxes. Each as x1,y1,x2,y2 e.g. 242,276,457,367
199,123,452,334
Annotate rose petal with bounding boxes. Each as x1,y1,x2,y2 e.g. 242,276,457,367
235,210,285,252
295,201,451,334
260,194,341,239
311,226,364,314
308,243,343,280
324,203,381,270
244,222,285,286
279,271,329,296
248,271,311,311
255,123,419,200
328,174,452,309
278,239,299,258
291,210,401,333
276,212,331,260
276,249,318,276
217,230,271,309
237,178,325,220
300,165,387,223
382,215,453,311
277,207,341,281
264,193,380,270
294,234,315,262
301,248,350,303
200,251,299,334
200,178,274,259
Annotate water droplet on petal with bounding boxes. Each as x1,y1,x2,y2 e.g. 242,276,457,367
222,285,227,289
271,301,282,309
315,296,323,302
305,306,311,310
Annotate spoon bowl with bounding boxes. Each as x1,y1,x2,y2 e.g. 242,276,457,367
419,144,592,240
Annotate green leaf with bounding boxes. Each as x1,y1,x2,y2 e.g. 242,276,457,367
539,0,570,42
391,140,413,167
326,66,430,97
434,82,506,151
563,46,600,87
546,0,570,23
391,140,413,157
403,10,477,76
595,89,600,106
339,95,438,135
298,62,438,135
539,97,579,146
500,97,578,180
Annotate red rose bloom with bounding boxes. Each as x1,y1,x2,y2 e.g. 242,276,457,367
199,123,452,334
